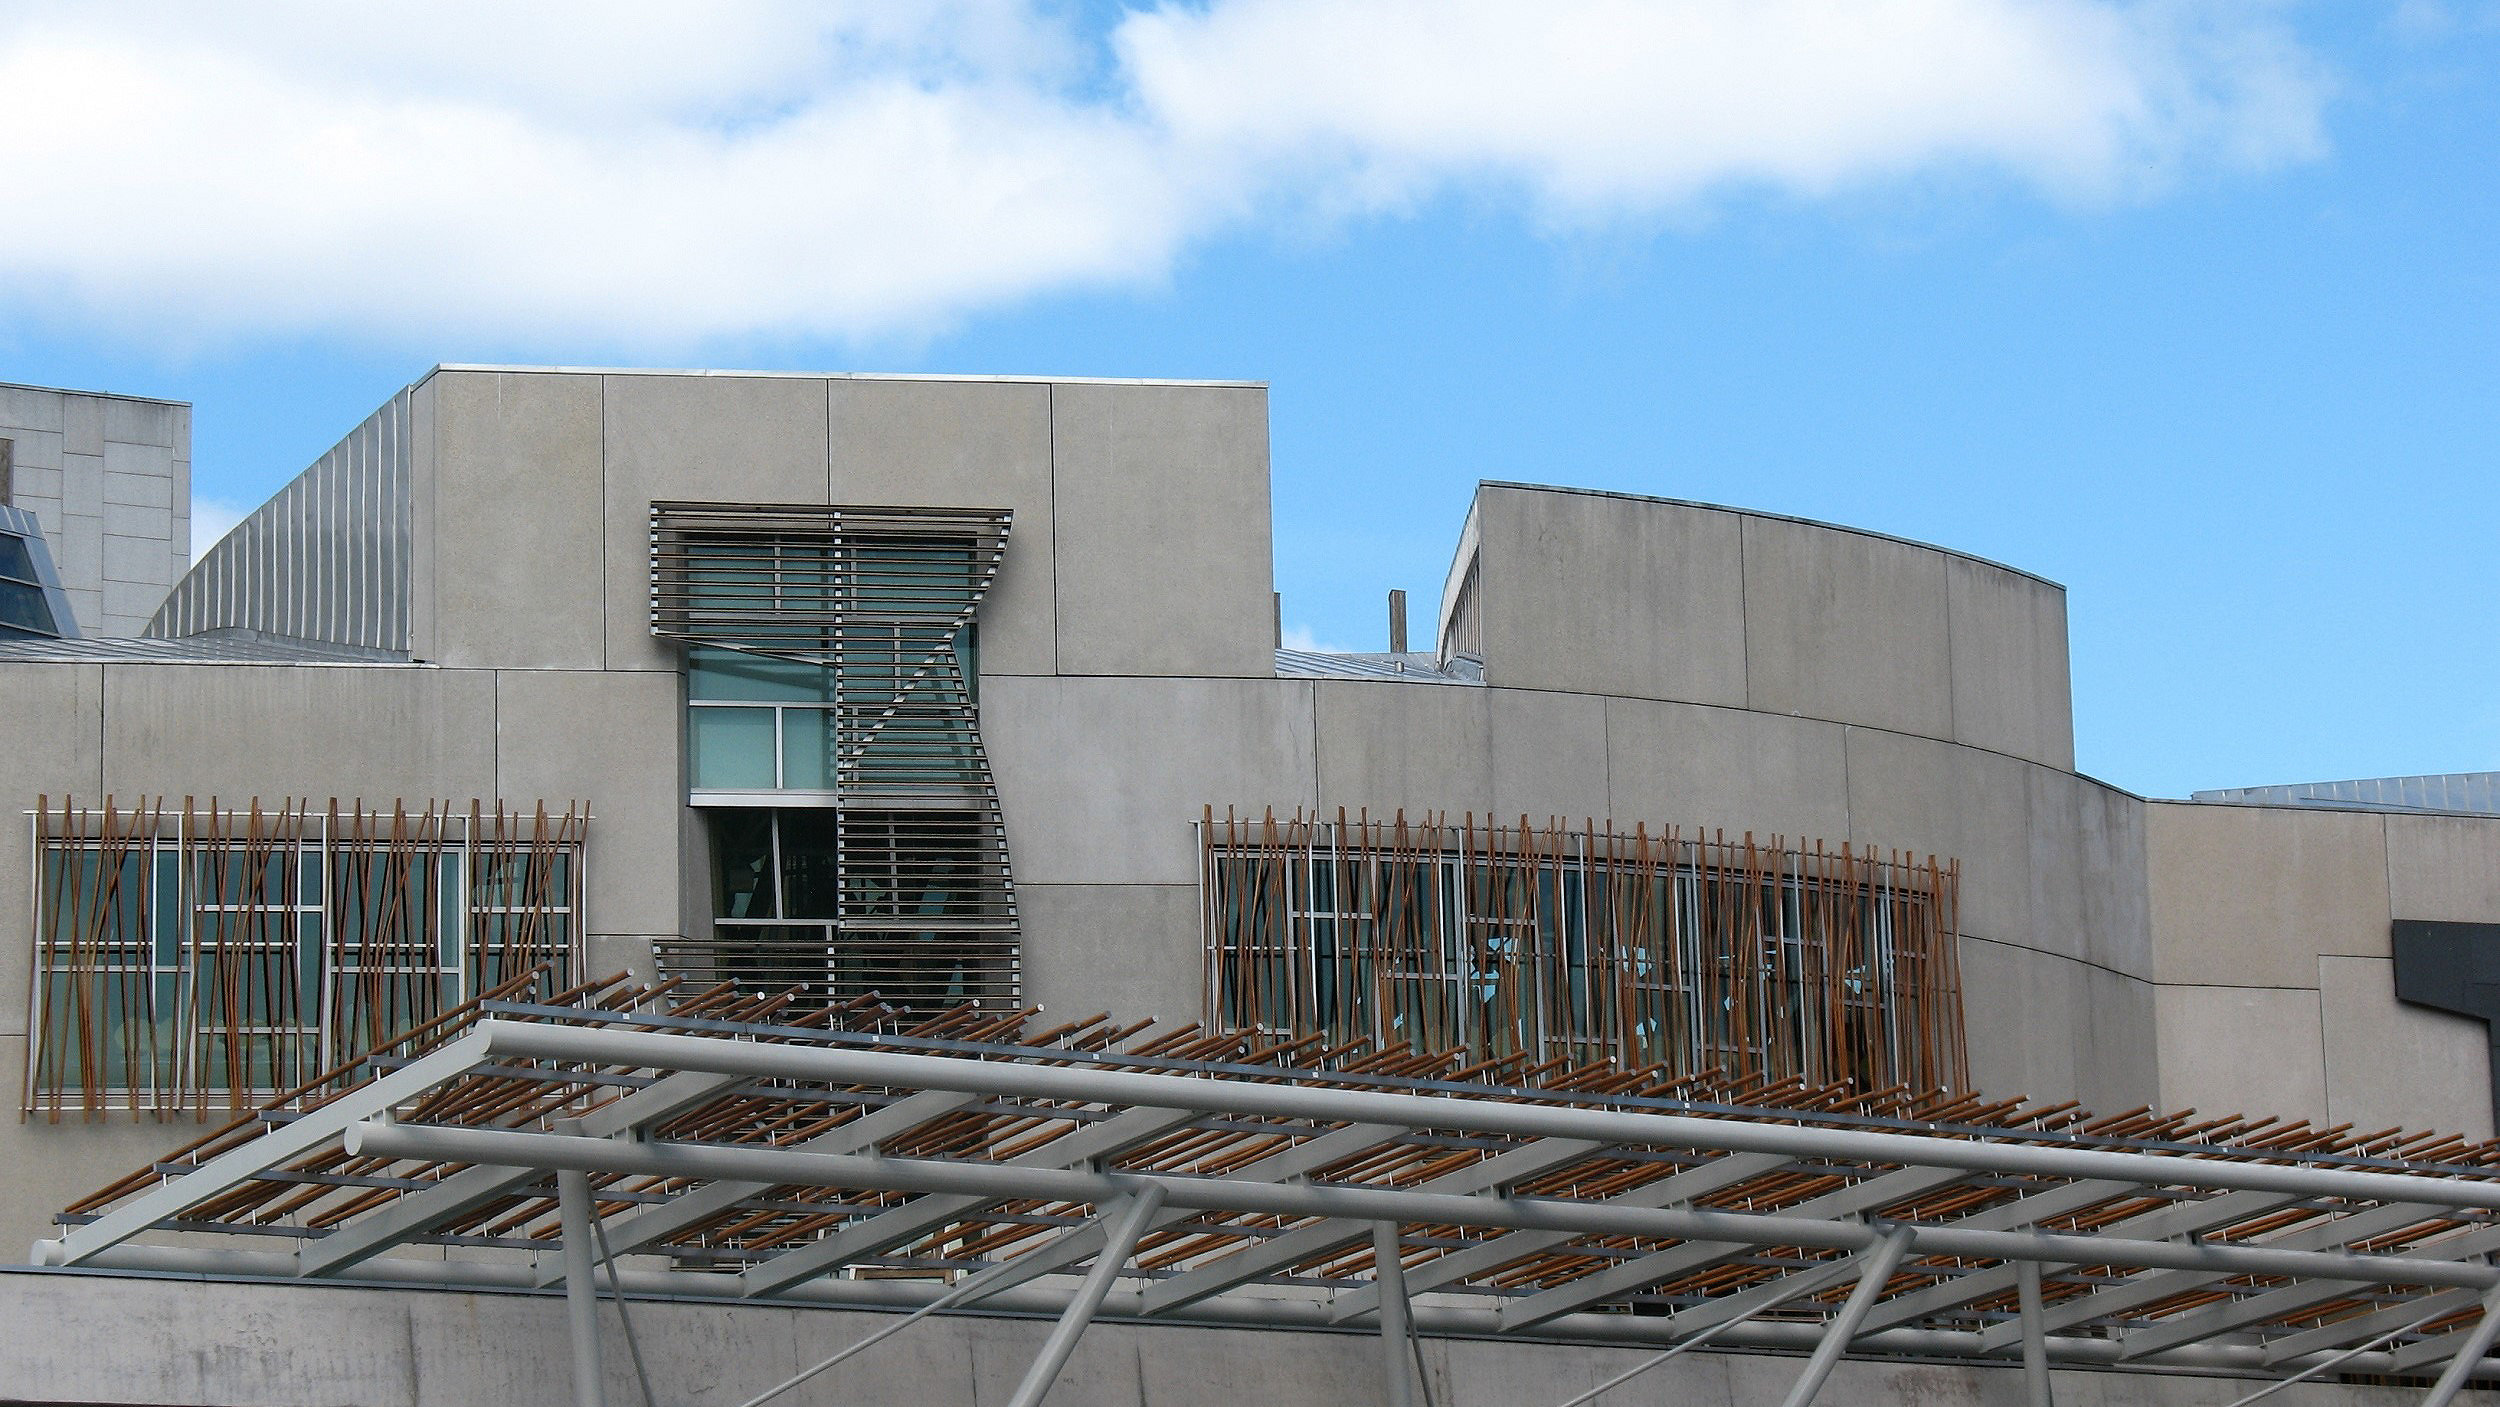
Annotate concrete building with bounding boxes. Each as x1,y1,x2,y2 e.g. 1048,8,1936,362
2,365,2499,1405
0,381,192,639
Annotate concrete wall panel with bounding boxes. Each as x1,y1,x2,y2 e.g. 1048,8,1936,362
492,668,683,937
1959,938,2158,1113
1742,513,1953,739
427,371,606,669
2029,767,2154,980
2320,955,2492,1140
1604,697,1849,845
0,1044,221,1262
1048,382,1273,678
1469,486,1747,705
827,378,1058,677
2146,803,2391,988
0,664,104,1037
0,1271,2468,1407
1311,679,1493,821
1946,551,2078,770
983,676,1316,887
1843,728,2032,946
1486,686,1608,826
600,373,832,672
100,664,498,803
2387,813,2500,921
1019,883,1204,1026
2154,984,2329,1124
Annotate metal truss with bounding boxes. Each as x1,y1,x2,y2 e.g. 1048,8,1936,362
36,981,2500,1406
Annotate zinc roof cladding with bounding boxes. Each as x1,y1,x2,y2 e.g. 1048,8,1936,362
0,628,409,665
1272,648,1484,684
2192,772,2500,816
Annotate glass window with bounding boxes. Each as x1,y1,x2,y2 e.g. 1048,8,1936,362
688,707,777,790
28,802,585,1118
1201,817,1966,1094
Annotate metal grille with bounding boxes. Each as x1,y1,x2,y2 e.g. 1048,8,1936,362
1203,809,1966,1094
26,794,585,1120
650,502,1019,1013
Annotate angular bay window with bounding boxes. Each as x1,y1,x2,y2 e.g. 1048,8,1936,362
0,506,69,641
652,502,1020,1015
28,797,584,1119
1202,812,1968,1095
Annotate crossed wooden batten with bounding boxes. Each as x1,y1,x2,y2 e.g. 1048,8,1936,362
37,987,2500,1407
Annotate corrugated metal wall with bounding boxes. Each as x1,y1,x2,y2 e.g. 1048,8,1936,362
144,387,412,651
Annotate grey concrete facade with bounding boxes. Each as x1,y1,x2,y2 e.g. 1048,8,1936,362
0,382,191,637
7,1270,2487,1407
4,366,2499,1404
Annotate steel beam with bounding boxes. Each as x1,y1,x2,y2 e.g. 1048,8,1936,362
1971,1189,2320,1353
1004,1187,1166,1407
2017,1258,2053,1407
2116,1206,2491,1362
1502,1161,1972,1330
1328,1150,1792,1324
67,1236,2500,1381
1852,1178,2146,1335
39,1030,495,1267
737,1105,1197,1298
2416,1282,2500,1405
1374,1222,1417,1407
558,1168,608,1407
2259,1287,2481,1366
301,1069,746,1277
344,1122,2500,1294
555,1087,979,1283
1139,1135,1605,1315
465,1022,2500,1216
951,1122,1405,1309
1776,1226,1917,1407
1550,1253,1868,1407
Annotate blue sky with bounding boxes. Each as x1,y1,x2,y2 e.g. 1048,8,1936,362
0,1,2492,800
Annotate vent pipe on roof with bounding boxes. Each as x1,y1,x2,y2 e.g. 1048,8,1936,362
1388,589,1408,654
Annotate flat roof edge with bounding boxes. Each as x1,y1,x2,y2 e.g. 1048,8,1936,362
421,365,1268,390
0,381,191,408
1475,481,2065,592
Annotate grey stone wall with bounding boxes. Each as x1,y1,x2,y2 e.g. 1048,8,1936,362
0,382,190,637
0,1271,2483,1407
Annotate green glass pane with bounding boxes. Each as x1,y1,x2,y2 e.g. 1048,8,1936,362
688,646,835,703
781,708,837,790
0,580,53,633
689,707,777,790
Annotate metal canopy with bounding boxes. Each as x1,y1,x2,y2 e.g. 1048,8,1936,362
36,981,2500,1397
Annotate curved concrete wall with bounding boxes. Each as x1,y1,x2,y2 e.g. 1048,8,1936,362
10,369,2500,1260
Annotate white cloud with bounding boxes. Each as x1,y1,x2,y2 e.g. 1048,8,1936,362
1280,623,1354,654
0,1,2330,346
189,496,247,560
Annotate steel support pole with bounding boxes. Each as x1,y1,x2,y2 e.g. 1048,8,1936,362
2017,1258,2054,1407
1374,1222,1417,1407
557,1168,608,1407
1776,1226,1916,1407
2420,1282,2500,1407
1003,1187,1168,1407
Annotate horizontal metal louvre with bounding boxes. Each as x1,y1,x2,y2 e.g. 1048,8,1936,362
651,502,1019,1015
